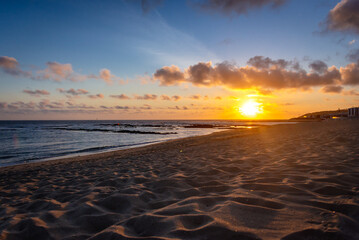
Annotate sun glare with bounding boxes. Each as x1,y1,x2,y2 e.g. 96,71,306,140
239,100,263,117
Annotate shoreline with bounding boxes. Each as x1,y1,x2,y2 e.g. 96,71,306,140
0,128,248,171
1,121,358,239
0,120,301,169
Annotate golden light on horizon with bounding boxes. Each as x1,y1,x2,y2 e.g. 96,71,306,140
239,100,263,118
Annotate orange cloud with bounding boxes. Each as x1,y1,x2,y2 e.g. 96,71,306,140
153,56,357,93
37,62,75,82
99,69,114,85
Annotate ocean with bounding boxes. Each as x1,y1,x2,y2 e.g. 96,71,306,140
0,120,295,167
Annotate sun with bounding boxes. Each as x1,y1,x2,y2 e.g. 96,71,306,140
239,100,263,117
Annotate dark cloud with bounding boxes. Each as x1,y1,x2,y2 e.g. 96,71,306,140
195,0,287,16
172,95,181,101
153,56,349,92
215,96,222,100
247,56,290,69
321,85,343,93
0,56,18,71
169,106,188,110
134,94,158,100
309,60,328,74
190,94,201,100
23,89,50,97
0,56,29,76
115,105,130,110
326,0,359,34
154,65,185,86
57,88,89,96
88,94,104,99
110,94,131,100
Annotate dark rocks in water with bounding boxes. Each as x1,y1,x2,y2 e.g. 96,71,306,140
184,124,216,128
49,128,177,135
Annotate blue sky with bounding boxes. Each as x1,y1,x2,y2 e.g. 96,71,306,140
0,0,358,119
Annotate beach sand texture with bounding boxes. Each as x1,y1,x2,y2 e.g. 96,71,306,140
0,121,359,240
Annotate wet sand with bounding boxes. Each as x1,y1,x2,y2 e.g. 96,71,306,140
0,120,359,240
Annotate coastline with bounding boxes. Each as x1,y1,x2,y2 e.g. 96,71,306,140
1,121,358,239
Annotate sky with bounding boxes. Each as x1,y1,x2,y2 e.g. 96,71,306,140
1,0,359,120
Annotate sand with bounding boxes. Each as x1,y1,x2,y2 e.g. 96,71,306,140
0,120,359,240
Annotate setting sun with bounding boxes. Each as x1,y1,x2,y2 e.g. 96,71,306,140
239,100,263,117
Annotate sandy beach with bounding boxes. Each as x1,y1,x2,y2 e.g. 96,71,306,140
0,120,359,240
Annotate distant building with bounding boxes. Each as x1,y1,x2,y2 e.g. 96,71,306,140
348,107,359,118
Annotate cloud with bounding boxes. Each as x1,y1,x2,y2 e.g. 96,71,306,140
57,88,89,96
88,94,104,99
153,56,356,92
134,94,158,100
154,65,185,86
168,105,189,110
190,94,201,100
38,99,64,109
160,94,182,101
99,69,114,85
139,104,152,110
0,56,18,71
247,56,290,69
172,95,181,101
36,64,124,84
0,56,29,76
37,62,78,82
194,0,288,16
215,96,222,100
325,0,359,34
23,89,50,97
309,60,328,74
115,105,130,110
161,95,171,100
110,94,131,100
340,62,359,85
0,56,125,85
321,85,343,93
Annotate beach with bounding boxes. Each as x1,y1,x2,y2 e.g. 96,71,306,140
0,120,358,240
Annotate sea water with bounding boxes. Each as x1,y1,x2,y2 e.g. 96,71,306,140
0,120,295,167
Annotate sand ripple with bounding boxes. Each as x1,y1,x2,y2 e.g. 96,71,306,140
1,121,359,239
